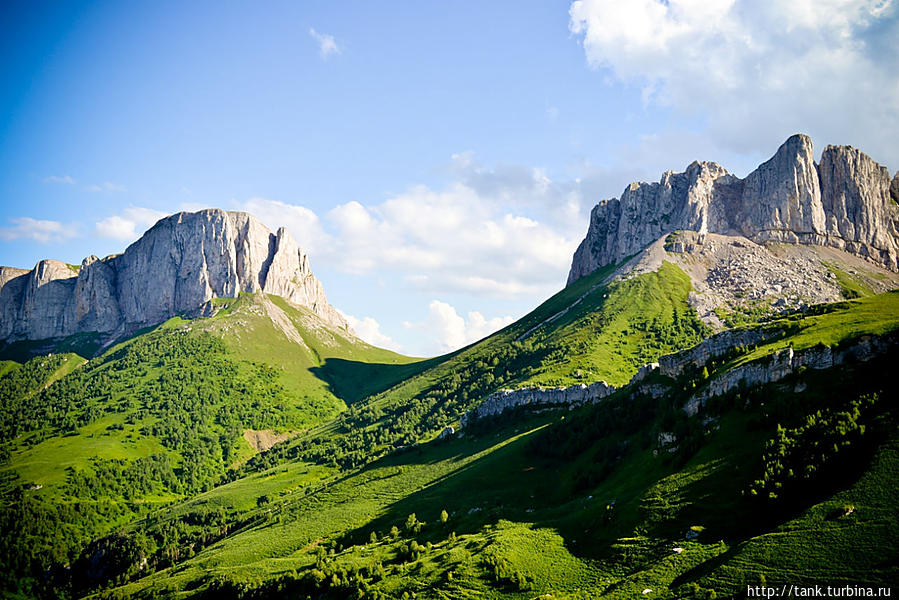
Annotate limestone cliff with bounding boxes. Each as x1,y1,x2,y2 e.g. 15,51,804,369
568,135,899,284
0,209,350,343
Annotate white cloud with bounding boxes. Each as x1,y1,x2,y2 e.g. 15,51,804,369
569,0,899,166
0,217,78,243
95,206,168,242
340,312,403,352
85,181,126,193
405,300,514,354
240,155,588,301
44,175,76,185
309,28,341,59
237,197,331,255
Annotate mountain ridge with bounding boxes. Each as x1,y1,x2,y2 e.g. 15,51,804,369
568,134,899,284
0,208,349,344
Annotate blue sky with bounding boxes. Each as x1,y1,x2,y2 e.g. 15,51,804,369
2,0,897,355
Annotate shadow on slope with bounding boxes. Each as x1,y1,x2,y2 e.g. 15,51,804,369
310,354,451,405
335,348,897,578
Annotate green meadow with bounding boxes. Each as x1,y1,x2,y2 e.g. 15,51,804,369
1,266,897,599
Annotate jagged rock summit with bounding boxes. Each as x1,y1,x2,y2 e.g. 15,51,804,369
568,134,899,284
0,209,349,343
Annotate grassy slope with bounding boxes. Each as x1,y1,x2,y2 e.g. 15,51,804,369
732,291,899,368
241,261,709,473
3,294,423,492
100,289,899,597
0,293,431,593
3,265,897,598
108,322,899,598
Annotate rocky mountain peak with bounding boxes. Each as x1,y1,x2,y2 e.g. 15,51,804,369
568,134,899,285
0,208,349,344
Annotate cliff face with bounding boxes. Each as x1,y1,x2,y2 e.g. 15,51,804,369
568,135,899,284
0,209,349,342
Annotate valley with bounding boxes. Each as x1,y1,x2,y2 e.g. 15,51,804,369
1,135,898,599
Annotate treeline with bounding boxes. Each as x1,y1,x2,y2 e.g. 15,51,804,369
233,338,555,476
0,329,313,598
748,393,884,502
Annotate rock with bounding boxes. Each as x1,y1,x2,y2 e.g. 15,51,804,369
657,326,778,379
738,134,825,241
0,209,350,343
657,432,677,446
460,380,616,427
683,333,896,416
569,134,899,284
819,145,898,268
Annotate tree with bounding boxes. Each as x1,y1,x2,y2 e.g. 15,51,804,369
369,531,378,544
390,525,400,540
440,509,449,524
405,513,418,533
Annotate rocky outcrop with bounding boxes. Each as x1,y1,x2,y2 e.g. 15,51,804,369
460,381,615,427
568,135,899,284
683,334,897,415
657,326,781,379
461,324,895,427
0,209,350,343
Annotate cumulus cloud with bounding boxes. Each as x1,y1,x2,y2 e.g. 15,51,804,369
95,206,168,242
241,155,588,301
325,185,578,297
569,0,899,165
405,300,514,354
0,217,78,243
309,28,341,59
341,312,403,352
323,157,587,298
44,175,76,185
237,197,332,256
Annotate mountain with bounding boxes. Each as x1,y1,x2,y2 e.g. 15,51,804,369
568,134,899,283
0,209,349,346
2,138,899,599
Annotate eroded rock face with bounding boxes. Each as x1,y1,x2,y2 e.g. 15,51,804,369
460,381,615,427
683,334,897,416
0,209,349,343
568,135,899,284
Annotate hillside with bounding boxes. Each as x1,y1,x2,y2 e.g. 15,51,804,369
3,268,897,598
0,292,427,597
78,292,899,599
2,131,899,599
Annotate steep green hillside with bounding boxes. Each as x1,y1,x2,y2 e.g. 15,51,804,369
242,261,709,472
3,268,898,599
0,293,426,596
95,299,899,599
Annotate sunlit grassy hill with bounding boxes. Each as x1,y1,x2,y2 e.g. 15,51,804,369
2,266,898,599
0,292,427,594
101,292,899,599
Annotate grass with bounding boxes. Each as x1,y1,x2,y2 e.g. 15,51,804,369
2,277,899,598
99,339,898,598
729,291,899,368
825,262,877,299
517,262,709,388
0,292,434,592
0,361,17,378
